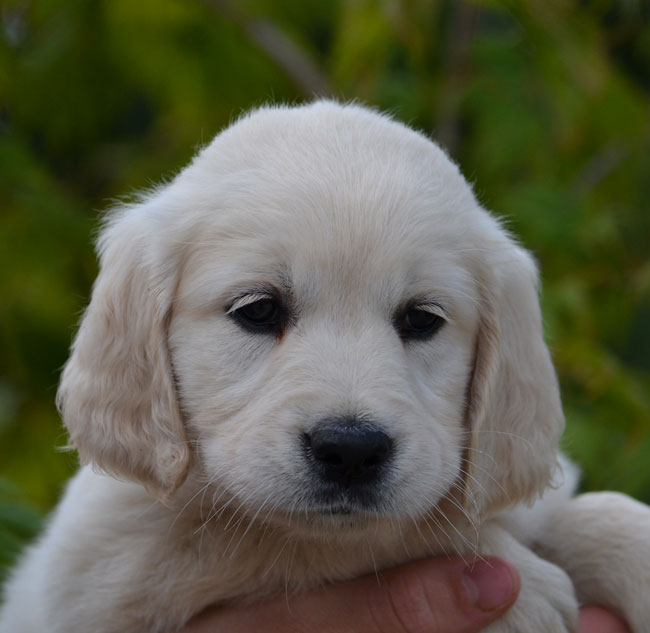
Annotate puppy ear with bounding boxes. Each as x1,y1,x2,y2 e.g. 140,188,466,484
465,238,564,515
57,207,190,502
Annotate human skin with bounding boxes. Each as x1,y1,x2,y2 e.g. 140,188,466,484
181,557,630,633
578,607,630,633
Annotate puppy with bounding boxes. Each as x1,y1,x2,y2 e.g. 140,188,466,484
1,101,649,633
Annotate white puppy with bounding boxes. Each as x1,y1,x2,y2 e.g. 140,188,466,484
1,102,649,633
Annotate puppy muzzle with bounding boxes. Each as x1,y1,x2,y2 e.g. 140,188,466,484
302,419,394,511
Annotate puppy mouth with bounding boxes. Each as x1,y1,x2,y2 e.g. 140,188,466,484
293,485,396,527
309,503,366,517
267,490,390,532
308,483,389,515
317,504,353,515
283,502,382,533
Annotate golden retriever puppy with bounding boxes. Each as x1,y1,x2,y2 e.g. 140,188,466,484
1,102,649,633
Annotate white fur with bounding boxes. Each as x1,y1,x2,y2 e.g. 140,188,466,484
1,102,649,633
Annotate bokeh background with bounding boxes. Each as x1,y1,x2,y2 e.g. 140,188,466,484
1,0,649,580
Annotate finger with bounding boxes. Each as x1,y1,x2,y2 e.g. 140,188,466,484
578,606,631,633
184,556,520,633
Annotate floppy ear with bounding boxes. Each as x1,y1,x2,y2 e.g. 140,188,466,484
465,238,564,516
57,207,190,502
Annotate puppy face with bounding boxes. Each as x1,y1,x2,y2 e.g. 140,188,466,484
168,142,482,530
58,102,564,539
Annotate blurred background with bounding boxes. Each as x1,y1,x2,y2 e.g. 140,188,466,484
1,0,649,580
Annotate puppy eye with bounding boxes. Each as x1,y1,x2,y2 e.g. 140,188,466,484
229,296,282,334
399,307,445,340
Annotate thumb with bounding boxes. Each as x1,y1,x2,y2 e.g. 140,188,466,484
184,557,520,633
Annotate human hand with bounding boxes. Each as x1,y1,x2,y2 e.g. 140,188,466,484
578,606,630,633
181,557,632,633
181,556,520,633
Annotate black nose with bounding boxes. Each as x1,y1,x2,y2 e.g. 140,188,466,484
305,421,393,487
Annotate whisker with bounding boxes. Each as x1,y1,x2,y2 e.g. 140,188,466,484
461,429,535,452
227,492,276,560
262,535,293,580
461,457,511,503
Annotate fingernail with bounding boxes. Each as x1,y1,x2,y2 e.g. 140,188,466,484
463,559,520,611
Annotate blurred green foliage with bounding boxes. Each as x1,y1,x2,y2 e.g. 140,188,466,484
1,0,649,576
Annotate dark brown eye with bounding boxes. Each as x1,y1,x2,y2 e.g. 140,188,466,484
232,298,281,333
400,308,445,340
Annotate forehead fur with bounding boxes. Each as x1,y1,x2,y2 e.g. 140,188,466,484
132,101,508,301
183,101,478,227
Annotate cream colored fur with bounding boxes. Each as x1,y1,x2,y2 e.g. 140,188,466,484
1,102,649,633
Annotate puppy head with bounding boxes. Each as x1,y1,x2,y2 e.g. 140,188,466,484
58,102,563,529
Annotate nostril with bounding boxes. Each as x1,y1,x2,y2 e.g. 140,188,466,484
362,454,383,468
319,451,344,467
